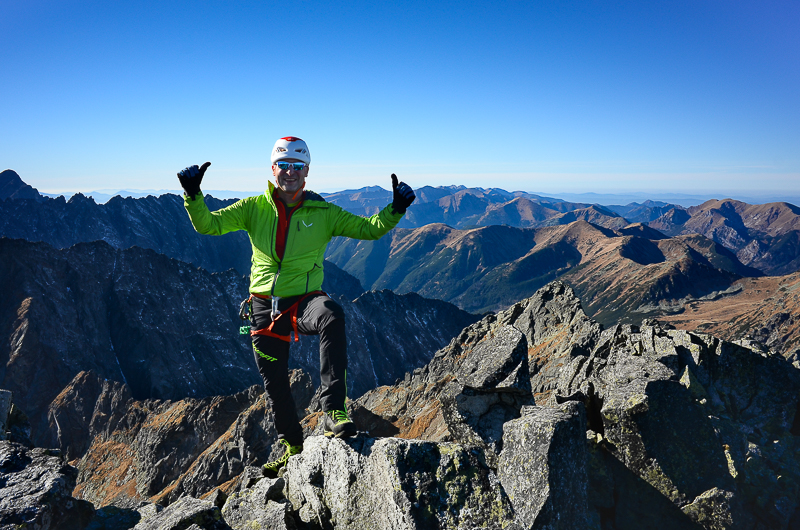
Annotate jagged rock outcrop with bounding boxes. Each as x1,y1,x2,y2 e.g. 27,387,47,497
352,281,600,442
221,477,295,529
0,440,95,529
45,372,134,461
551,319,800,529
498,402,596,529
351,281,800,529
131,497,227,530
284,435,513,529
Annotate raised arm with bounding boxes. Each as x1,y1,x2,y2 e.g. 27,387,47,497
179,161,249,235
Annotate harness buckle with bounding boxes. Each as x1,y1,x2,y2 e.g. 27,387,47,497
271,296,281,320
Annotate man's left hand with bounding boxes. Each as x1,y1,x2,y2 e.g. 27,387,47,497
391,174,415,214
177,162,211,200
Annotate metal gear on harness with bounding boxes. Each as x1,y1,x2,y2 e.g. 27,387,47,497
239,296,253,335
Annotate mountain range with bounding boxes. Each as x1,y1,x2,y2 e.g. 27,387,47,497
4,168,800,352
325,220,763,319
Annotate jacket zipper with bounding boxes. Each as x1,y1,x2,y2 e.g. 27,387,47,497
271,203,301,297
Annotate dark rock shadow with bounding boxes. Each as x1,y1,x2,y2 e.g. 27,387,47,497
590,446,705,530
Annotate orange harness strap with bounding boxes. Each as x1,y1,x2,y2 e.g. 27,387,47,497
249,290,326,343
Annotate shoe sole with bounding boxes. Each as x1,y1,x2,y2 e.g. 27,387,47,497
324,427,357,439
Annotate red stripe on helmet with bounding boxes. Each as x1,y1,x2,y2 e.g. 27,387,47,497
281,136,303,142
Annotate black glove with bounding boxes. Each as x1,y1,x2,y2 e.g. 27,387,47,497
391,174,415,214
177,162,211,200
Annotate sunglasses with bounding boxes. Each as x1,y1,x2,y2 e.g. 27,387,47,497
275,162,307,171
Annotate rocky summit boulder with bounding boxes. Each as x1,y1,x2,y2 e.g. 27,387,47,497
282,434,514,530
552,321,800,529
498,402,597,529
0,441,95,530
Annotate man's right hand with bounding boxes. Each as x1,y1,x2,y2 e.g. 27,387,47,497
177,162,211,200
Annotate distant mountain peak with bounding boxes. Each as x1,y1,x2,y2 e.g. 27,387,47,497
0,169,44,202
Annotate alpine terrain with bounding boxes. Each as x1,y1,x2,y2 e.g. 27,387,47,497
2,170,800,529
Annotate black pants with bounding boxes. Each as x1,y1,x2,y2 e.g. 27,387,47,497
251,293,347,445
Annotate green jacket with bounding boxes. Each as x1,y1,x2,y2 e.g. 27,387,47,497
184,182,403,297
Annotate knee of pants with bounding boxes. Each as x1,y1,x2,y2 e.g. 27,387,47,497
313,298,346,330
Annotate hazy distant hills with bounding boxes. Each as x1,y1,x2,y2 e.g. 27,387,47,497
322,185,670,229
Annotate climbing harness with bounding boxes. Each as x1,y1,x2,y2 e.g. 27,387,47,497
239,291,327,343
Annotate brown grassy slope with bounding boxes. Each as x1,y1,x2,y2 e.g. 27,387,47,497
658,272,800,358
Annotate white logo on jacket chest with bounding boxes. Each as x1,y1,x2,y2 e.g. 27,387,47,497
302,221,313,228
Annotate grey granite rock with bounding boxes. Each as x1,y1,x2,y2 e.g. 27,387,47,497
498,402,598,530
283,435,514,530
131,496,225,530
0,440,95,530
0,390,10,441
222,477,297,530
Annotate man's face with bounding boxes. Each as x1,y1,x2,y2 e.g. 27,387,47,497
272,158,309,198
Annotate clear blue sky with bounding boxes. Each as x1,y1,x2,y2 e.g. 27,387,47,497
2,0,798,199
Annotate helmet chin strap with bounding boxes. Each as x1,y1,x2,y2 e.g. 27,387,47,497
275,179,305,204
290,182,305,203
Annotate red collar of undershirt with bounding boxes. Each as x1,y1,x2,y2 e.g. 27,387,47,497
273,191,304,261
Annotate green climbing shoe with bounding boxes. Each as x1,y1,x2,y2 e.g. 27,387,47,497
263,439,303,478
322,409,357,438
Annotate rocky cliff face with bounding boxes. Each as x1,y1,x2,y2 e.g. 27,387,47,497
0,238,478,448
3,282,800,529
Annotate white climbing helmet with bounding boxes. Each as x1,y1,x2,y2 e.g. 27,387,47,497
271,136,311,165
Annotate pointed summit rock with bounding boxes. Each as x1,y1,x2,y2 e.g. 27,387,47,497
0,169,44,201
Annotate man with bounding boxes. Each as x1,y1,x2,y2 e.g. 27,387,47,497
178,136,415,477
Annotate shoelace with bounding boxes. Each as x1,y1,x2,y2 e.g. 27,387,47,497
265,440,301,470
329,410,350,424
